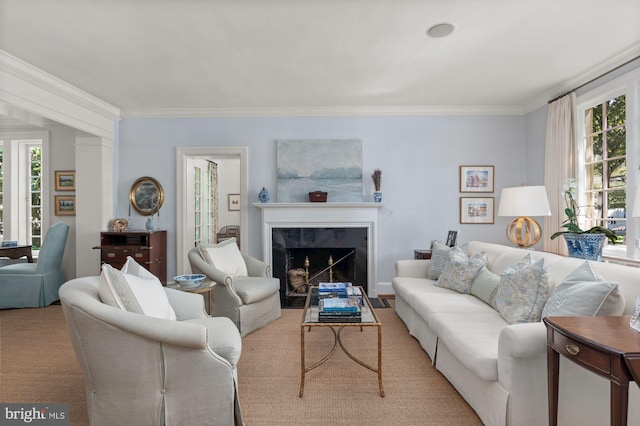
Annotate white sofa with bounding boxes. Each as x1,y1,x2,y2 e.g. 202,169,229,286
392,241,640,426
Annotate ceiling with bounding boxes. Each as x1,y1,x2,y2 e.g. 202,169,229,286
1,0,640,124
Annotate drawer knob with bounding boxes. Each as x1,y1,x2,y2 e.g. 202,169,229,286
565,343,580,356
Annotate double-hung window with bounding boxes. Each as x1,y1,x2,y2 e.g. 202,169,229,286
577,67,640,261
0,131,48,253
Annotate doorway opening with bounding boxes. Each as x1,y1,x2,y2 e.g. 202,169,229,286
176,146,248,275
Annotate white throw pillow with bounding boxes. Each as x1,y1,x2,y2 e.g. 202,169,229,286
99,259,177,320
198,237,248,278
495,254,555,324
427,241,454,280
542,261,625,317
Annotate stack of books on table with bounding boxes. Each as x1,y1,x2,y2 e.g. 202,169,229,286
319,297,362,323
318,282,352,297
317,282,363,306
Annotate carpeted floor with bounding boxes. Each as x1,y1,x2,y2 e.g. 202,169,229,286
0,303,481,426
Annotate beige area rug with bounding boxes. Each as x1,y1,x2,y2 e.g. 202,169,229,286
0,304,481,426
238,305,481,426
0,305,87,425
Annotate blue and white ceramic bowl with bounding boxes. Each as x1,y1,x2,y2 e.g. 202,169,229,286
173,274,206,288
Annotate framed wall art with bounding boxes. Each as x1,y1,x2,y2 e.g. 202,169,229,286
459,165,494,193
55,195,76,216
460,197,494,224
276,139,363,202
129,176,164,215
228,194,240,211
54,170,76,191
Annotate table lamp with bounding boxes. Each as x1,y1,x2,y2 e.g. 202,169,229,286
498,186,551,248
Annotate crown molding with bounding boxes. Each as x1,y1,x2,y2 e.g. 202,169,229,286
121,104,525,119
0,50,120,138
523,42,640,114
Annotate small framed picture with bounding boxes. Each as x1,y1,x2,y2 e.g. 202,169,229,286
460,197,494,224
446,230,458,247
55,195,76,216
459,165,494,193
228,194,240,211
55,170,76,191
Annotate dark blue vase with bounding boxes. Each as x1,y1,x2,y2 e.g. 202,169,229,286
258,187,270,203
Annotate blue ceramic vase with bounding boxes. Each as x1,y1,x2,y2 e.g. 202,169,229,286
258,187,270,203
563,233,606,262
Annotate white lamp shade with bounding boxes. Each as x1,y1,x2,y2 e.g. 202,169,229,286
498,186,551,217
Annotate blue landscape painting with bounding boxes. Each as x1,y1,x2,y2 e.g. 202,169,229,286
276,140,363,202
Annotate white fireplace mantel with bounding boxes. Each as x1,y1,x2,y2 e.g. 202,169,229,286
254,202,383,297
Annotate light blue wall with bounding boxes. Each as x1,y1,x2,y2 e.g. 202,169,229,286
118,114,531,284
525,105,548,185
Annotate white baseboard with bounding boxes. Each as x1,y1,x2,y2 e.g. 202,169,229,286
377,282,394,296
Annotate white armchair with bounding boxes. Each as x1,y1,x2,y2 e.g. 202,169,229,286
59,276,244,426
188,244,281,337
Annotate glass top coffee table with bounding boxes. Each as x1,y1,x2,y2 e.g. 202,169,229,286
299,286,384,397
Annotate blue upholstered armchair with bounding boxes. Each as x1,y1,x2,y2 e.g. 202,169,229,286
0,222,69,309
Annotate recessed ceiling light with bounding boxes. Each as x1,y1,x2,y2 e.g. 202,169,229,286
427,22,455,38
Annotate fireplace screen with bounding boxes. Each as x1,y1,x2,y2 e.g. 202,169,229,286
272,227,367,305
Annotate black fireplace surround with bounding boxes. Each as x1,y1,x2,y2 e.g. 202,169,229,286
272,227,368,305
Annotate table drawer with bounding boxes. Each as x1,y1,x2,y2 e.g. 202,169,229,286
103,249,148,261
551,331,610,375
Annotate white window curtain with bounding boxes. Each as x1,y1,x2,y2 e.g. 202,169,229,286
209,161,218,242
543,92,577,255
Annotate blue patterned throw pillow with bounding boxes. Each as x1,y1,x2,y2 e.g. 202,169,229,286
435,247,487,294
495,254,555,324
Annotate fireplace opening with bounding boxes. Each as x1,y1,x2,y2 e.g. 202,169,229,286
272,227,367,306
285,247,357,295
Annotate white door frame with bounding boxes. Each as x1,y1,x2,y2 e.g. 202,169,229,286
176,146,248,274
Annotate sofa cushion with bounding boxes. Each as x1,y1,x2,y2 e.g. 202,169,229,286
393,277,458,312
232,276,280,304
430,311,507,381
495,254,555,324
471,267,500,309
427,241,453,279
99,261,177,320
542,261,625,317
435,247,487,294
198,238,248,278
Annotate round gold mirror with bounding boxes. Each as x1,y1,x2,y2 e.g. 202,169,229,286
129,176,164,216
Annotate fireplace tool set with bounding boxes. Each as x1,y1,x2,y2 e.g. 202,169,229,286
287,249,356,294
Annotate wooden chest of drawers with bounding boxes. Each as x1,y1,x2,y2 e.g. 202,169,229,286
95,231,167,284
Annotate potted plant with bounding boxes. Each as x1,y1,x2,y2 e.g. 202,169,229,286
550,178,617,260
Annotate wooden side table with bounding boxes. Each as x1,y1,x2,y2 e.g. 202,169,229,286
0,245,33,263
544,316,640,426
414,249,432,260
167,281,216,315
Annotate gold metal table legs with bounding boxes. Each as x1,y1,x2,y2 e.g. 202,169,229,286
299,325,384,397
